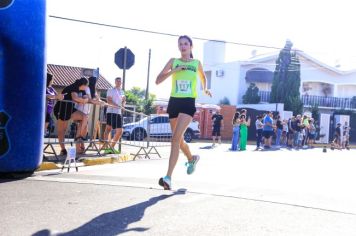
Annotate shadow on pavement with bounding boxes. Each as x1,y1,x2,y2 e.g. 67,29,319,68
199,145,214,149
0,171,35,181
32,189,187,236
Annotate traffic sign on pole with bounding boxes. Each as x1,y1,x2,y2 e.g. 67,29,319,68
115,47,135,69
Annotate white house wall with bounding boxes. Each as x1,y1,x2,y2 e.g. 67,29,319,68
337,85,356,97
197,62,241,106
299,57,356,97
300,58,339,85
200,43,356,107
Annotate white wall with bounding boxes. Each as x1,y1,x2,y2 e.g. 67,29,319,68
197,61,241,106
300,58,356,97
336,85,356,98
318,113,330,144
203,40,226,66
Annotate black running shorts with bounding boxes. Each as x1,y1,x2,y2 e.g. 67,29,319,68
106,113,123,129
167,97,196,119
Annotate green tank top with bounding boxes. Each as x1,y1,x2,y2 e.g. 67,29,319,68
171,58,199,98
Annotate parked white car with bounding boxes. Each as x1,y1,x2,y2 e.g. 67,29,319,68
123,114,200,142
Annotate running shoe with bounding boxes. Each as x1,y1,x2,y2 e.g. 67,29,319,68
186,155,200,175
158,176,171,190
104,148,120,154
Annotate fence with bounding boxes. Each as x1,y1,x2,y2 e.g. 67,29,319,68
258,90,356,109
302,95,356,109
43,98,172,162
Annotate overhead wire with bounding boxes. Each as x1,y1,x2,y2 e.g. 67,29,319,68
49,15,355,72
49,15,290,51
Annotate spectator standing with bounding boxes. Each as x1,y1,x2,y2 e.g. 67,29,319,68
295,115,302,148
230,112,240,151
53,77,89,155
103,77,126,154
281,119,288,146
275,115,283,147
287,116,296,148
343,123,350,150
302,115,310,148
239,114,250,151
212,109,224,146
74,76,105,153
307,118,316,148
262,111,274,149
332,123,342,150
255,115,264,150
45,73,63,135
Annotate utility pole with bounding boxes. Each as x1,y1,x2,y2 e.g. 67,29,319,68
145,49,151,100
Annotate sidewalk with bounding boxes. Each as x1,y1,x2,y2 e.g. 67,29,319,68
39,140,354,171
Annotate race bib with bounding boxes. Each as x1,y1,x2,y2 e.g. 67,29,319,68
176,80,192,94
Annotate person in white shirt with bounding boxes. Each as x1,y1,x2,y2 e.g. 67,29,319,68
104,77,126,153
74,76,105,153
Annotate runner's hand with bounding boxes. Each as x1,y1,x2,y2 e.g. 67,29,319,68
174,65,187,72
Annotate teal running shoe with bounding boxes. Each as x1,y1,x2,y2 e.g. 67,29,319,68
186,155,200,175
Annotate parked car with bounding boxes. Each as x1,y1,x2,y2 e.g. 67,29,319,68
123,114,200,142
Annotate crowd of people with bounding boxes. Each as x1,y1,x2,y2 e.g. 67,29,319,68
45,73,126,156
224,110,351,151
258,112,317,150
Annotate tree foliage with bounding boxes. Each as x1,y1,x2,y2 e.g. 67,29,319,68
242,83,260,104
219,97,231,105
309,103,320,120
270,41,303,115
125,86,156,114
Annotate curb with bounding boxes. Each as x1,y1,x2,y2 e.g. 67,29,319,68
37,153,134,171
83,153,133,166
37,162,60,171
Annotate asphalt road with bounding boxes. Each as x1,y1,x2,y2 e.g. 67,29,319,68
1,143,356,236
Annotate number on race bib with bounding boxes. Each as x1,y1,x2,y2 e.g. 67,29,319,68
176,80,192,94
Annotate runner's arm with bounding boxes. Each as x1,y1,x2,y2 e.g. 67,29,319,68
198,61,212,97
156,58,182,85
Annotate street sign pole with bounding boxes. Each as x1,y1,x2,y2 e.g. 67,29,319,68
119,48,128,153
122,46,127,91
114,46,134,153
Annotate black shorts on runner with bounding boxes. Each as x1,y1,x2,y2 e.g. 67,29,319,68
167,97,196,119
53,100,75,121
212,126,221,136
106,113,122,129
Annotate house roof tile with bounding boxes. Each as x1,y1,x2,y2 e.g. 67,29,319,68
47,64,113,91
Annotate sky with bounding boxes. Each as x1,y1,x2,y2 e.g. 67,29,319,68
47,0,356,99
